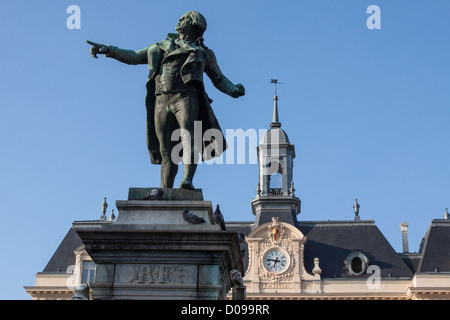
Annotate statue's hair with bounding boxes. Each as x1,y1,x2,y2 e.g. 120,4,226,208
186,11,207,36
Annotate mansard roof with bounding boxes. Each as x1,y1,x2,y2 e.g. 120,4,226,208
417,219,450,273
42,226,83,273
297,220,414,279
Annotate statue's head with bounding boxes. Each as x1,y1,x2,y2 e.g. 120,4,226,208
176,11,207,38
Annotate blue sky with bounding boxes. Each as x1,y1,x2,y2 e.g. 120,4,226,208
1,1,449,299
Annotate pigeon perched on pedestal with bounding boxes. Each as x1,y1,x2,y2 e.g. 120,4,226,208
213,204,226,230
182,209,206,224
142,188,164,200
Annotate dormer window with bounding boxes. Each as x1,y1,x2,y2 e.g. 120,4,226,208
345,252,369,276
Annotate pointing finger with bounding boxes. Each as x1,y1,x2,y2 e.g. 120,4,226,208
86,40,102,48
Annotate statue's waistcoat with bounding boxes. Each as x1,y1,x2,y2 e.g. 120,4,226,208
147,34,209,86
155,53,198,94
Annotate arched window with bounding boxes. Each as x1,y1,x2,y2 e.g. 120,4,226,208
270,173,282,188
268,160,283,195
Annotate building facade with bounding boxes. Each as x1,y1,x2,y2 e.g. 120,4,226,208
24,95,450,300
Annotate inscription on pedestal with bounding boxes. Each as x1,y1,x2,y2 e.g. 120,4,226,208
129,264,184,284
115,264,198,285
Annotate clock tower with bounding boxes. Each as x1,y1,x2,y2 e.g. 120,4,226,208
251,86,301,227
244,85,321,296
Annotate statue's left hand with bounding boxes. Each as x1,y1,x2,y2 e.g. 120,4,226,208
231,84,245,98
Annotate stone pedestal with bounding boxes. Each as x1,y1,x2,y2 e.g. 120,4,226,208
74,188,244,300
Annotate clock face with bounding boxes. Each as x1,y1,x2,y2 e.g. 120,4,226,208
264,249,289,273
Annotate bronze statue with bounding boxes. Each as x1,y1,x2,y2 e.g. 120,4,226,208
87,11,245,190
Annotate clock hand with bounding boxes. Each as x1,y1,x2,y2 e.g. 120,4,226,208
267,258,278,268
273,257,280,266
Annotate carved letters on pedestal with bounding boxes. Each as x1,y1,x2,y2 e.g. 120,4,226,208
129,264,184,284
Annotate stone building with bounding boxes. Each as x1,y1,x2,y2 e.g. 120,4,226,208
24,95,450,300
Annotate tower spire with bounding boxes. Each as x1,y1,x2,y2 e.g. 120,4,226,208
270,78,282,128
251,79,300,227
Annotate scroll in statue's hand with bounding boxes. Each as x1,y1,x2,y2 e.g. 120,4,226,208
86,40,109,59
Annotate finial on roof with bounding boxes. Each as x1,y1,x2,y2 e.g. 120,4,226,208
312,257,322,276
109,209,116,221
270,78,282,128
256,182,261,196
289,181,295,196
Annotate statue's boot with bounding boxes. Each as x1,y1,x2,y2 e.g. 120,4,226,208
161,162,178,188
180,163,197,190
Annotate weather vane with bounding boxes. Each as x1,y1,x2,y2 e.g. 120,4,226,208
270,78,282,96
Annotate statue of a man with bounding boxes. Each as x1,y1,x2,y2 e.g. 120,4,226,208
87,11,245,190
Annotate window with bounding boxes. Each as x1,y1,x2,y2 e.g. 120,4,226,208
81,261,96,284
351,256,363,274
268,160,283,195
270,173,283,188
345,252,369,276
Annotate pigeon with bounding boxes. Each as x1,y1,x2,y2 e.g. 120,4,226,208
182,209,206,224
213,204,226,230
142,188,164,200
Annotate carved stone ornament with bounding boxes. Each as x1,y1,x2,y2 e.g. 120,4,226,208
258,218,294,282
244,217,321,294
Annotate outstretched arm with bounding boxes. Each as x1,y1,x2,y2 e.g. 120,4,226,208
87,40,148,65
205,50,245,98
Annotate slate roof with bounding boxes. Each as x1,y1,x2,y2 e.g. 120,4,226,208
416,219,450,273
399,253,422,273
297,220,414,279
42,226,83,273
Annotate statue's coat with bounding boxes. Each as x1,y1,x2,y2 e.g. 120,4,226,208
107,34,230,164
